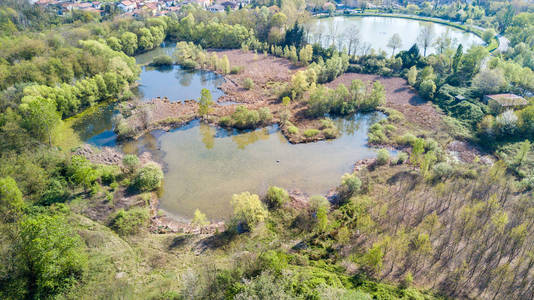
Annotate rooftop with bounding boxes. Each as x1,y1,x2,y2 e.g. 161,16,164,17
485,93,528,107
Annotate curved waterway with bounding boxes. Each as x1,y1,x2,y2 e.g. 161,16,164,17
309,16,484,55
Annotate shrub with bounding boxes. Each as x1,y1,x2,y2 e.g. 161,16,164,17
376,149,390,165
287,126,299,134
419,79,436,100
230,66,244,74
265,186,289,209
257,250,288,274
132,163,163,192
243,78,254,90
432,162,454,179
323,128,338,139
123,154,139,173
109,207,149,236
258,107,273,123
396,133,416,146
396,152,409,164
340,173,362,199
303,129,319,138
192,209,209,226
231,192,268,231
151,55,173,66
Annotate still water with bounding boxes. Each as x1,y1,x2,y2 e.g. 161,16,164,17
72,42,386,220
309,16,483,55
122,113,384,220
134,42,225,101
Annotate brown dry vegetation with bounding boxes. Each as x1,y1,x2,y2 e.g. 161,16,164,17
327,73,444,131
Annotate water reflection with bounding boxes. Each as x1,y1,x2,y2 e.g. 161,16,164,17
309,16,483,55
123,113,384,220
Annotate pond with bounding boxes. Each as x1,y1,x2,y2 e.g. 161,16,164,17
71,44,386,221
308,16,484,55
134,42,226,102
122,113,384,220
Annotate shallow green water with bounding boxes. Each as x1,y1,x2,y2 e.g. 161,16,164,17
309,16,483,55
123,113,384,220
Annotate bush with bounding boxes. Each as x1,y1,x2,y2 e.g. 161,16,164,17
230,66,244,74
395,152,409,164
287,126,299,135
419,79,436,100
376,149,390,165
265,186,289,209
303,129,319,138
323,128,338,139
396,133,416,146
192,209,209,226
231,192,268,231
432,162,454,179
340,173,362,199
151,55,173,66
132,163,163,192
258,107,273,123
243,78,254,90
122,154,139,174
109,207,149,236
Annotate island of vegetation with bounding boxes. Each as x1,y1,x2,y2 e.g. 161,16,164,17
1,0,534,299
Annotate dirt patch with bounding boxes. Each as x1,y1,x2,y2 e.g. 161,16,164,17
447,140,494,164
327,73,443,131
210,49,304,105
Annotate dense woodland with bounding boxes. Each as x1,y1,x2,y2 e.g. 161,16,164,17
1,0,534,299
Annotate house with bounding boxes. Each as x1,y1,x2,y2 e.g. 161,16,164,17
221,1,238,10
117,1,136,12
208,4,224,12
484,94,528,111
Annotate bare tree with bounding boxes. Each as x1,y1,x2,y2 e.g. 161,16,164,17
433,31,452,54
417,24,435,56
344,26,360,56
387,33,402,56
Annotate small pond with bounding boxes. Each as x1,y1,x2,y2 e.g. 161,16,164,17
121,113,384,220
308,16,484,55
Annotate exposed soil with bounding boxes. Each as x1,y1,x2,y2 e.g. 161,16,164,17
326,73,444,131
447,140,494,164
210,49,304,105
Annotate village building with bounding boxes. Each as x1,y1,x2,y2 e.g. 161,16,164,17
484,93,528,112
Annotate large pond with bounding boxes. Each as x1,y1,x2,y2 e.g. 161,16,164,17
71,43,386,220
121,114,383,220
308,16,484,55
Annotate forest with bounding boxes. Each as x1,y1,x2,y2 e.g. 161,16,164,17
1,0,534,299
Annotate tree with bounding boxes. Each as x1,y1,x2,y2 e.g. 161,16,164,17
452,44,463,73
19,96,60,146
433,32,452,54
192,209,209,226
120,32,137,56
220,55,230,74
231,192,268,231
407,66,418,86
11,214,87,299
198,88,213,117
417,25,434,56
109,207,149,236
419,79,436,99
397,44,421,68
387,33,402,56
472,69,505,95
0,176,25,223
411,138,425,166
265,186,289,209
132,163,163,192
482,28,496,44
298,44,313,65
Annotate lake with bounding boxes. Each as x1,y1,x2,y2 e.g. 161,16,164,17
308,16,484,55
